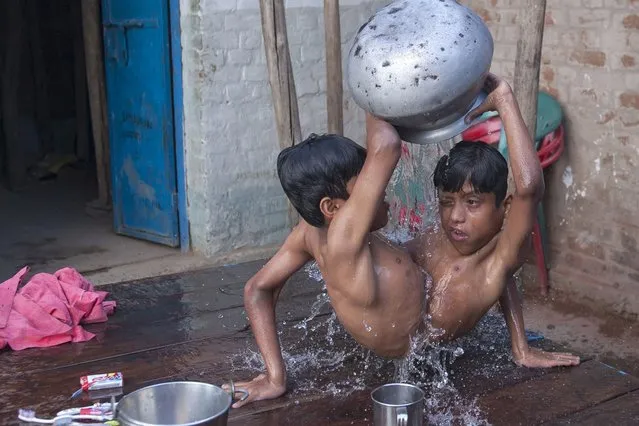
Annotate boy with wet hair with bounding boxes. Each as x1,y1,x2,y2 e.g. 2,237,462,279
406,74,579,367
230,74,578,408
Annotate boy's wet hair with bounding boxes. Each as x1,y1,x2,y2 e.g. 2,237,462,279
277,133,366,227
433,141,508,206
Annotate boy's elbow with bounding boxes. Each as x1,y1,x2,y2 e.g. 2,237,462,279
369,131,402,157
518,171,545,201
244,277,263,306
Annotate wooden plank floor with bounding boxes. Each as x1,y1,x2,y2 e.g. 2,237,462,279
2,260,638,425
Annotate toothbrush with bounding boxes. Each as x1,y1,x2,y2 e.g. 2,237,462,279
18,408,114,424
57,402,117,417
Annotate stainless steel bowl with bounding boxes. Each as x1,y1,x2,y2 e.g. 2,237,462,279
346,0,494,144
116,381,248,426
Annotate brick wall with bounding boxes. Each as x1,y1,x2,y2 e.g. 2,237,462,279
178,0,639,315
459,0,639,315
179,0,386,257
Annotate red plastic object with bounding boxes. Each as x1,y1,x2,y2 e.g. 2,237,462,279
532,220,549,295
538,124,564,169
461,116,503,144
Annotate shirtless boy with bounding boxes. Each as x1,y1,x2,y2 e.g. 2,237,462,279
229,74,579,408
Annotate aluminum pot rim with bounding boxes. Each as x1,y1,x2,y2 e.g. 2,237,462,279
370,382,426,408
395,90,488,145
116,381,232,426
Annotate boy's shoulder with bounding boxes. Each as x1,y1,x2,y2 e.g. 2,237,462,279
284,220,321,254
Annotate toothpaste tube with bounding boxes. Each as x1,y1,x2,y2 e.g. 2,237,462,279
81,372,123,391
70,373,123,399
58,404,114,416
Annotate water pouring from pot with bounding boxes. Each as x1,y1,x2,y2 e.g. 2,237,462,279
346,0,494,145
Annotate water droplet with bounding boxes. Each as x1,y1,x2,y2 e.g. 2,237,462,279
363,320,373,332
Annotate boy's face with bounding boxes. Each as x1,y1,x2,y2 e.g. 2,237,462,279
437,181,505,255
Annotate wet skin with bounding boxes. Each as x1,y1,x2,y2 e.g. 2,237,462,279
226,114,425,408
406,74,580,369
227,75,579,408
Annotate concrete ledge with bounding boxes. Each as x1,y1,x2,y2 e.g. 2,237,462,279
88,243,280,286
520,263,639,320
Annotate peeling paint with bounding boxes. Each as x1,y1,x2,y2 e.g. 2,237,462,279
123,156,157,202
562,166,574,188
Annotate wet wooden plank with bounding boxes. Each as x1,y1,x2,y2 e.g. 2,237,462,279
0,334,245,420
550,390,639,425
451,339,592,398
231,389,373,426
1,294,330,376
2,269,325,375
478,360,639,425
449,313,592,398
98,259,290,319
3,260,638,425
0,313,351,421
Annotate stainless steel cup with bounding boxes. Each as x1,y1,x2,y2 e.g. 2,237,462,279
371,383,425,426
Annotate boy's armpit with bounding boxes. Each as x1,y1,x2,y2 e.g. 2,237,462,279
401,227,437,266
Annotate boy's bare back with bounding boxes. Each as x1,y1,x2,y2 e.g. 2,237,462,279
229,115,426,407
290,220,424,357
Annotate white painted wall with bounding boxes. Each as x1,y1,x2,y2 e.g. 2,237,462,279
180,0,388,257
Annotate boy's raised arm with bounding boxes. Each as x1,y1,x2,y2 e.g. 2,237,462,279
467,74,544,272
228,225,312,408
328,113,402,255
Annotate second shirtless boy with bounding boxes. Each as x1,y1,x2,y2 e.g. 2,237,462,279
230,75,579,408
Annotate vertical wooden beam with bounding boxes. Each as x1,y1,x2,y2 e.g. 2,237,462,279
324,0,343,135
512,0,547,294
1,0,26,190
81,0,111,208
513,0,547,143
259,0,302,227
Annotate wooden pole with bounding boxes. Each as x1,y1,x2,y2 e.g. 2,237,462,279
259,0,302,227
513,0,546,144
324,0,343,135
512,0,547,293
81,0,111,209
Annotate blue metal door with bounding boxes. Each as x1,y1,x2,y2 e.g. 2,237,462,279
102,0,179,246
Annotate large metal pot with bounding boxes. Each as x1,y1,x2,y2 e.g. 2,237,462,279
116,381,248,426
346,0,494,144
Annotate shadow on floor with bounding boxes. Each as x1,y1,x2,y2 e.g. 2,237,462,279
0,168,180,282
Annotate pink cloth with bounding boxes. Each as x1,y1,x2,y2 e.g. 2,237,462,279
0,266,116,351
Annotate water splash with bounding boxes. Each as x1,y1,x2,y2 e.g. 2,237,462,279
293,286,330,337
230,138,503,423
304,261,324,282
